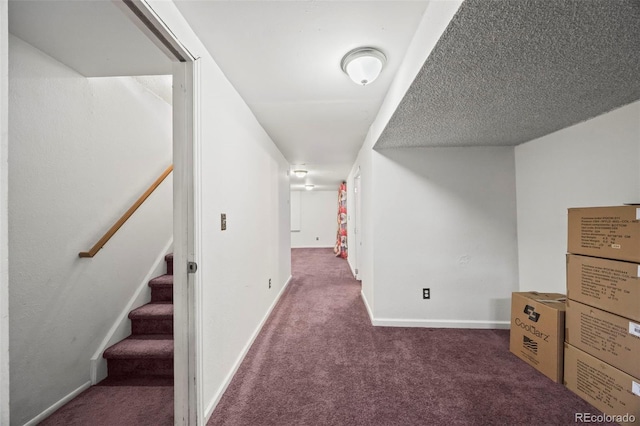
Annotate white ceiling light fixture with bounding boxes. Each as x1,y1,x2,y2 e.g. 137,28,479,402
305,184,315,191
292,167,308,178
341,47,387,86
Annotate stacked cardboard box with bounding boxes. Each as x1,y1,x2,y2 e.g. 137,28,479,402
509,292,566,383
564,206,640,424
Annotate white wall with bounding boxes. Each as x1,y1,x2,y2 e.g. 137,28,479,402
290,190,301,231
372,147,518,327
515,101,640,293
347,0,463,322
133,75,172,105
291,190,337,248
144,2,292,421
347,141,375,314
1,1,10,424
8,35,173,425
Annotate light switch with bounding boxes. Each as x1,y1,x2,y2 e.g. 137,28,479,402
221,213,227,231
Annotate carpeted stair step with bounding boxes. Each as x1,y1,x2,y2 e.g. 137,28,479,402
149,274,173,303
165,253,173,275
129,303,173,335
104,335,173,377
101,252,174,381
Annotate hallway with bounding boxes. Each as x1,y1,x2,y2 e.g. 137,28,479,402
209,248,605,426
38,248,608,425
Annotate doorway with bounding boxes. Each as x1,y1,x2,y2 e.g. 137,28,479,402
353,172,362,281
5,0,199,424
117,2,199,424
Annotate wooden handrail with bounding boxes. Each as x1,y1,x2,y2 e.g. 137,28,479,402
79,165,173,258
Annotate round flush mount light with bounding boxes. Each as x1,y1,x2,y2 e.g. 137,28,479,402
341,47,387,86
305,184,315,191
292,166,308,178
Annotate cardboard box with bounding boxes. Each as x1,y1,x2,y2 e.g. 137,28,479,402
567,254,640,322
568,206,640,263
510,292,566,382
565,299,640,379
564,344,640,425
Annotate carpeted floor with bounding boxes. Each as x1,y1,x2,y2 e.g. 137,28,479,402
208,248,611,426
39,248,610,425
39,377,173,425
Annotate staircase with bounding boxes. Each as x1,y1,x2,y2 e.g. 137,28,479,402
103,253,174,382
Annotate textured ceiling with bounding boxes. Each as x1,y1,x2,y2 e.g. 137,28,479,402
375,0,640,149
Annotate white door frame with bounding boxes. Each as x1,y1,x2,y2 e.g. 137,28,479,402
172,59,199,426
353,171,362,281
0,1,10,424
116,1,200,424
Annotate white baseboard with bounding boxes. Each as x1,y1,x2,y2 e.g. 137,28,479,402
204,274,293,423
360,290,374,325
291,245,334,249
371,318,510,329
347,257,356,278
358,291,508,329
90,238,174,384
24,381,91,426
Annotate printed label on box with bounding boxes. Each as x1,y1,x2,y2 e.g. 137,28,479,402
630,322,640,338
633,381,640,397
568,207,640,263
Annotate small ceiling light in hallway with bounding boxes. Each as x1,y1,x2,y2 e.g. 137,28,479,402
305,184,315,191
292,167,308,178
341,47,386,86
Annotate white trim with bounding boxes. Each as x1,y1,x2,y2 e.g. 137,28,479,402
24,381,91,426
204,275,293,423
114,0,196,62
347,258,356,279
171,59,196,426
89,238,173,384
352,173,361,281
371,318,510,329
0,1,9,423
291,245,334,249
359,289,508,329
360,290,374,325
192,59,204,426
181,57,201,424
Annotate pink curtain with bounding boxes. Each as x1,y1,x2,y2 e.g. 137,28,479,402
334,182,348,258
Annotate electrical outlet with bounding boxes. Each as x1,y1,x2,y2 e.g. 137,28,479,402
423,288,430,299
269,278,271,289
221,213,227,231
316,237,319,241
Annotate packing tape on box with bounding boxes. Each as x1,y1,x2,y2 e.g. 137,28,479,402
535,298,566,303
